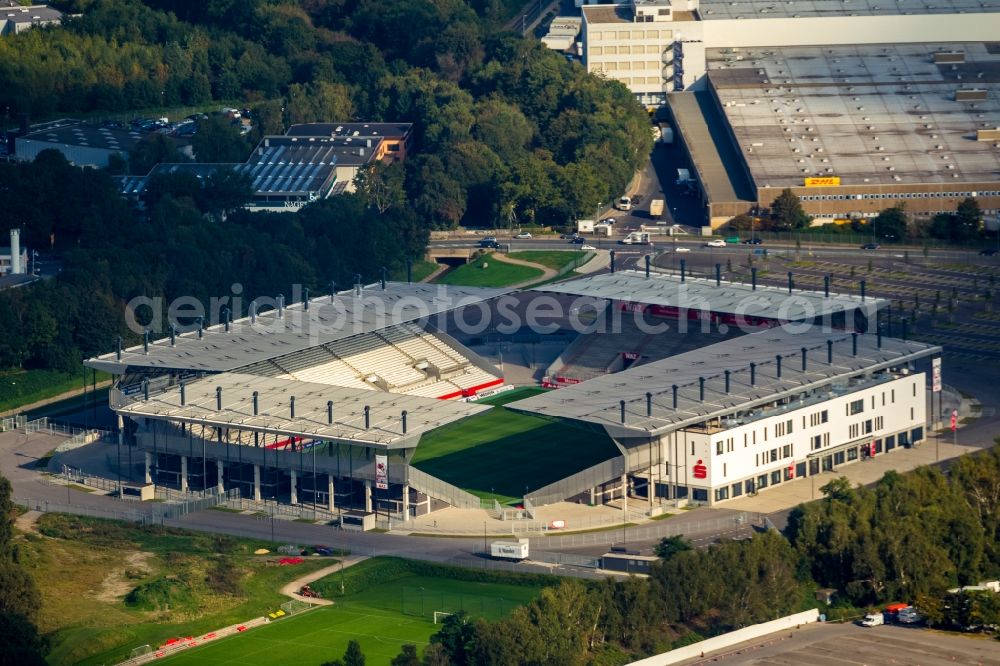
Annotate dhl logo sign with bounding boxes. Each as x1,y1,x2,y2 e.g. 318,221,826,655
804,177,841,187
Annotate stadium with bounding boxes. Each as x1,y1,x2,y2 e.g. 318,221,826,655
87,267,941,523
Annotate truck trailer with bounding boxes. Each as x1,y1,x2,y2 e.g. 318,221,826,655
490,539,530,561
649,199,664,219
620,232,651,245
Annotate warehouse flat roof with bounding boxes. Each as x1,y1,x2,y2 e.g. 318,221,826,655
118,372,489,446
533,269,885,320
285,123,412,139
508,328,939,436
708,42,1000,187
698,0,999,20
86,283,513,374
20,119,148,154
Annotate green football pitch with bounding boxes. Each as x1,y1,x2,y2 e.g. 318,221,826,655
157,571,541,666
411,388,619,503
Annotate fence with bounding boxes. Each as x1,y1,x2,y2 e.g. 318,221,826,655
232,497,340,523
527,457,626,507
2,414,111,442
529,511,762,550
14,497,164,526
407,466,482,509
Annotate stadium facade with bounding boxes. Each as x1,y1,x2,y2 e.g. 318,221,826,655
88,270,940,521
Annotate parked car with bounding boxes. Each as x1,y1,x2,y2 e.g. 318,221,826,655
980,248,998,256
560,232,578,240
705,239,727,248
743,237,763,245
861,243,880,250
515,232,532,239
897,607,924,624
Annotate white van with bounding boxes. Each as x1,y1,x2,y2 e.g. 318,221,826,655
615,197,632,211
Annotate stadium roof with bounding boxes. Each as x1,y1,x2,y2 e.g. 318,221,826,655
533,269,884,319
507,328,940,437
708,42,1000,187
86,283,513,374
117,372,489,447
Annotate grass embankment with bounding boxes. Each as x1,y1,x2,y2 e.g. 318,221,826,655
391,260,440,283
507,250,587,271
17,514,335,666
412,394,618,503
159,558,553,666
436,254,543,287
0,368,111,413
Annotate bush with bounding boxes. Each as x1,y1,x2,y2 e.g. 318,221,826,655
205,556,244,596
124,577,192,611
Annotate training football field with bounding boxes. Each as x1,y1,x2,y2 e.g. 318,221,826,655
158,573,541,666
411,388,619,503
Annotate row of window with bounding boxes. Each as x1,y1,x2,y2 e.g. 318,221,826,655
710,427,928,502
754,443,795,468
589,29,672,41
591,60,663,71
848,415,885,439
589,44,666,56
811,433,832,451
798,191,999,202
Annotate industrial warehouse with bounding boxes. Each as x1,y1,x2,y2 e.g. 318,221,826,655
575,0,1000,225
85,268,940,524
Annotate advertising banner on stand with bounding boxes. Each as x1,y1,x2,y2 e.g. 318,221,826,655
375,455,388,490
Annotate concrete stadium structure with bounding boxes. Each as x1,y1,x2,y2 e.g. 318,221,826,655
87,282,512,519
87,268,938,519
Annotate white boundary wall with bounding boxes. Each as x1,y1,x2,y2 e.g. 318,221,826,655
627,609,820,665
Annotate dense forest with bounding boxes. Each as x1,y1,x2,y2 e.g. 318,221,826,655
0,0,652,378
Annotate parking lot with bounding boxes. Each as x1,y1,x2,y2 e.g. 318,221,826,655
682,622,998,665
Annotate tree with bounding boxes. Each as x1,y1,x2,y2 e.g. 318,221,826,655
191,115,249,163
768,189,810,231
355,161,407,215
727,213,754,232
390,644,420,666
199,169,253,220
343,639,365,666
0,475,12,555
872,204,907,242
654,535,692,560
955,197,983,240
431,611,476,665
0,612,47,666
129,134,183,175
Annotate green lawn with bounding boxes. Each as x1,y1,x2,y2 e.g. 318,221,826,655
435,254,543,287
0,368,110,413
158,559,546,666
411,400,619,503
507,250,587,271
391,260,440,283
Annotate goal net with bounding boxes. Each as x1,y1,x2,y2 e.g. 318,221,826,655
433,611,454,625
280,599,313,616
130,644,152,659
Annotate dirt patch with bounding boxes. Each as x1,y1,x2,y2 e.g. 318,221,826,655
14,510,43,535
93,551,155,604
